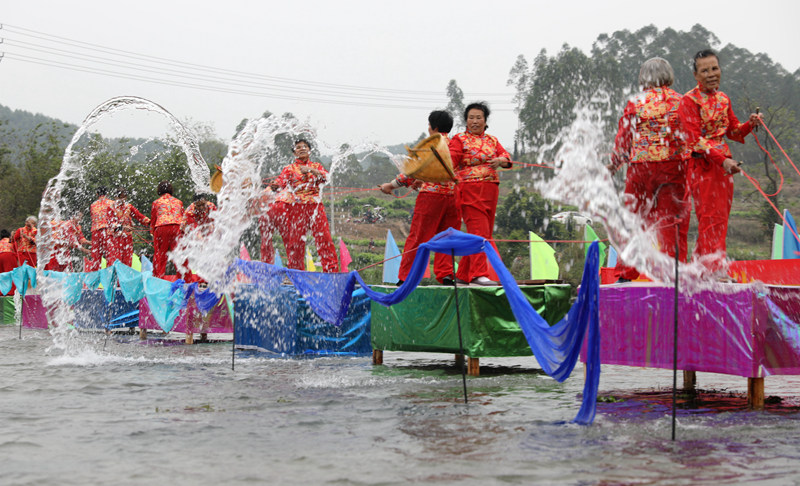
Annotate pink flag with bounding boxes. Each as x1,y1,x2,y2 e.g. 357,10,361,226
239,243,251,261
338,238,352,272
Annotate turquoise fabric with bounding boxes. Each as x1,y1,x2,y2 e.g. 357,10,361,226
0,272,11,296
114,261,147,303
142,275,185,333
10,264,37,297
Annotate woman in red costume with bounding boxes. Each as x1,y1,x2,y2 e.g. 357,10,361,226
609,57,690,281
108,187,150,267
270,139,338,272
44,213,90,272
252,184,281,264
13,216,38,268
380,110,459,285
181,193,217,236
0,229,17,275
86,187,114,272
150,181,184,279
678,49,762,274
448,102,511,286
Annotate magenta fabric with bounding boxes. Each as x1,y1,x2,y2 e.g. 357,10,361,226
138,295,233,334
22,295,49,329
584,284,800,377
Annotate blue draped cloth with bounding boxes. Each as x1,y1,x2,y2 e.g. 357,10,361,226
354,228,601,425
172,280,224,314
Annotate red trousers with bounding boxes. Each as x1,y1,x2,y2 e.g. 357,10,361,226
616,160,690,280
16,251,36,268
455,182,499,282
0,252,16,294
274,202,338,273
86,229,112,272
398,192,460,282
690,157,734,272
44,249,71,272
153,224,181,279
108,232,134,267
258,204,283,264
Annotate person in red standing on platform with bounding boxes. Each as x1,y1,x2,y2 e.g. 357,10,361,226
608,57,690,282
13,216,38,268
0,230,17,294
150,181,184,279
108,187,150,267
380,110,459,285
181,193,217,236
86,187,114,272
44,213,90,272
448,102,511,286
270,139,339,273
678,49,762,275
251,183,281,264
178,193,217,283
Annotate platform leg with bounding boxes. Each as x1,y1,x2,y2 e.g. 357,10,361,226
185,332,194,345
682,371,696,392
748,377,764,410
372,349,383,365
455,354,464,368
467,357,480,377
139,328,147,340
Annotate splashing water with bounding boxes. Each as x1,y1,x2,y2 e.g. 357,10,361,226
534,104,749,292
171,114,318,289
37,96,211,351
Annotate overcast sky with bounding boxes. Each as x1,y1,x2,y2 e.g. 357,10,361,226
2,0,798,153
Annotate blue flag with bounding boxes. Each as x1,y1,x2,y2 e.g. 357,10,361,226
382,230,401,284
783,209,800,259
607,245,618,268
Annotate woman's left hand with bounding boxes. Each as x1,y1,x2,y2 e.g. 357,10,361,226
489,158,511,169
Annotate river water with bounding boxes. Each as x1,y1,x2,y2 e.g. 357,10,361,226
2,326,799,485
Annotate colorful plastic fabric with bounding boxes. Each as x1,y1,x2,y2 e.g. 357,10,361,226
0,264,37,297
590,284,800,377
235,286,371,356
142,275,186,333
231,260,357,327
1,296,14,324
371,285,572,356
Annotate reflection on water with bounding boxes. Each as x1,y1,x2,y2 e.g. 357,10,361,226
2,327,799,485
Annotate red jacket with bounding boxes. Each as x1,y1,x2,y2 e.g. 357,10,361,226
678,86,753,166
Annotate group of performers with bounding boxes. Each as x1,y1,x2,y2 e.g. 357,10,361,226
1,49,758,288
610,49,762,280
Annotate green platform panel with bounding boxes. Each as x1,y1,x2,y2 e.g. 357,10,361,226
1,296,15,325
370,285,571,357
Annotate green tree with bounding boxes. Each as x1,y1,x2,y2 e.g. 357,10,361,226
446,79,466,131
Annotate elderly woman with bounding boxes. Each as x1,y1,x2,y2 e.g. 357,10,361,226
269,139,338,272
13,216,38,267
608,57,690,281
449,102,511,286
679,49,761,274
